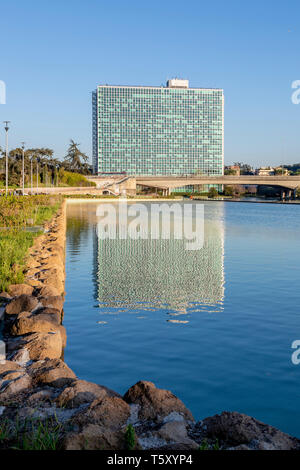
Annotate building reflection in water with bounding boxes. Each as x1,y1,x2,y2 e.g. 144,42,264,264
93,202,225,323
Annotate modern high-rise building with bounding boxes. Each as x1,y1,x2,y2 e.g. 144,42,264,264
92,79,224,176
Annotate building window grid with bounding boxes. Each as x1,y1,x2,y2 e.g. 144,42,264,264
94,86,223,176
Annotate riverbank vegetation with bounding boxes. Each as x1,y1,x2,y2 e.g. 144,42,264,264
0,415,63,450
0,195,62,291
57,169,95,187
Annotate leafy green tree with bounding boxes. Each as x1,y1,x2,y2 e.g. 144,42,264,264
62,140,91,174
0,141,92,188
208,187,218,198
224,185,234,196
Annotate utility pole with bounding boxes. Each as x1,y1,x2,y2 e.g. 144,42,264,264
21,142,25,195
3,121,10,195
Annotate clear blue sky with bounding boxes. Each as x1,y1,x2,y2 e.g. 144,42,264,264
0,0,299,167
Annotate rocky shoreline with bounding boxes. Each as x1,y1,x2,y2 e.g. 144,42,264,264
0,201,299,450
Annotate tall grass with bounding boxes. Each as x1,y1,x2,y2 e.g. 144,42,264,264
0,415,63,450
0,194,61,228
0,232,37,291
0,195,62,291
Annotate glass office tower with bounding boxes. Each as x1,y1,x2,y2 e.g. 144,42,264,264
92,79,224,176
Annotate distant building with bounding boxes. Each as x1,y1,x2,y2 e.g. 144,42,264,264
92,79,224,177
224,165,240,176
255,167,275,176
274,166,290,176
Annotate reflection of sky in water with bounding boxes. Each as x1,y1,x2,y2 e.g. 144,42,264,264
64,201,300,437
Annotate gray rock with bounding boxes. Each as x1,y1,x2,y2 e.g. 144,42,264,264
202,411,300,450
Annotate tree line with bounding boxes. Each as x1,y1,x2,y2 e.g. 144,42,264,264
0,140,91,187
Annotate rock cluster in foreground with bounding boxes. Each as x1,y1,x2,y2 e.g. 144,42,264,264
0,203,299,450
0,361,299,450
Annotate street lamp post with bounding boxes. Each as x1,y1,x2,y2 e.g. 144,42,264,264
36,159,39,192
3,121,10,195
30,156,33,193
21,142,25,195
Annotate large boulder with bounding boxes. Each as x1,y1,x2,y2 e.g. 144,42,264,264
202,411,300,450
7,348,31,366
62,424,126,450
47,243,65,258
27,279,43,289
38,272,64,295
38,266,64,282
58,325,67,348
28,358,76,388
7,284,34,297
5,295,39,316
0,360,23,375
26,258,41,271
56,379,119,408
39,296,64,312
0,372,32,400
37,307,62,322
0,292,12,301
74,396,130,429
10,311,60,336
26,389,55,405
0,361,22,376
40,256,63,271
9,331,62,361
157,421,198,448
39,285,61,298
124,381,194,423
138,421,198,450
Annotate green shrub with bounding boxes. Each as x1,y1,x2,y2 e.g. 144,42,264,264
224,186,234,197
125,424,136,450
208,187,219,198
58,169,96,187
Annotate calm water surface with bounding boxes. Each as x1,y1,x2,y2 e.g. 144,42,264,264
64,201,300,436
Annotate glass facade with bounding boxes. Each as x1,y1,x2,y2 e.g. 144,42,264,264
93,82,224,176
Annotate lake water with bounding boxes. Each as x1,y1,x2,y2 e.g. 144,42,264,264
64,200,300,437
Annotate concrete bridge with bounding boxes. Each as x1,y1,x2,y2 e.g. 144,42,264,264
30,175,300,198
136,175,300,197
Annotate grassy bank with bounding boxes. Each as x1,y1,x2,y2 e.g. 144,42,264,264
58,170,96,187
0,195,62,292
